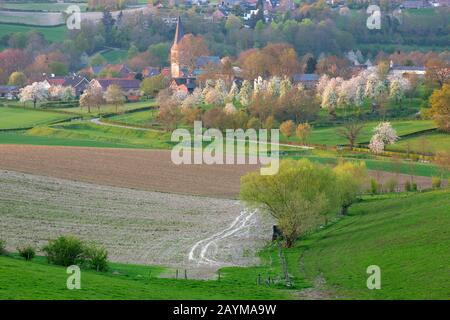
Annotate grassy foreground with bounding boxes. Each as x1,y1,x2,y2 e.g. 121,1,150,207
0,106,73,130
0,189,448,299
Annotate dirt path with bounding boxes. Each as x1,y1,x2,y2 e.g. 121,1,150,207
188,209,257,266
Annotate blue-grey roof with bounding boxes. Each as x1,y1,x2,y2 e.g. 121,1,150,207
91,65,104,74
392,66,426,71
292,74,320,82
196,56,221,68
0,85,18,93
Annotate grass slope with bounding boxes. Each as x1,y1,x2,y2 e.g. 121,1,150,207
386,131,450,154
0,106,72,129
24,122,174,149
289,189,450,299
0,23,66,42
0,254,292,300
286,120,436,146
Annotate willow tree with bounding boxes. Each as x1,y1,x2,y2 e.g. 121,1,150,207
240,159,339,247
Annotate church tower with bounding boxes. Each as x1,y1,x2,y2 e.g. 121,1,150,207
171,16,183,78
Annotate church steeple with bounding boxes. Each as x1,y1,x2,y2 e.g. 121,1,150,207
173,16,183,46
171,16,183,78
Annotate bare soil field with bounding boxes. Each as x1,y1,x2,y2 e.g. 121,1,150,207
0,145,433,198
0,170,272,278
0,145,259,199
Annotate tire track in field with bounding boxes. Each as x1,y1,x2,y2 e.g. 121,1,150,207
188,209,257,266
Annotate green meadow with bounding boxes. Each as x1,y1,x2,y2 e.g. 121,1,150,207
0,23,67,42
0,106,73,129
283,120,437,146
386,131,450,154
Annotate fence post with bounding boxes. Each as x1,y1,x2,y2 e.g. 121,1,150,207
176,269,178,279
184,269,187,279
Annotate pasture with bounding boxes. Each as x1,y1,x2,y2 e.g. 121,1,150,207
297,189,450,299
108,108,159,127
0,2,88,12
386,131,450,154
284,120,437,146
0,106,72,129
55,100,155,116
0,23,66,42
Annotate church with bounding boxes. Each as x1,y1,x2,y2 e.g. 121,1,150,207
169,16,222,93
169,16,197,93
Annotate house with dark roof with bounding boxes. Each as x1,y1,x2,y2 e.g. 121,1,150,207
142,67,161,78
196,56,221,69
0,86,19,100
170,77,197,93
90,78,141,101
292,74,320,89
400,0,430,9
41,74,90,96
390,64,426,76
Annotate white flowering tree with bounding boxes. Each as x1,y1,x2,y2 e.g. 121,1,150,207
204,87,224,106
321,78,342,115
224,102,237,115
267,76,281,97
369,122,399,154
48,85,75,101
239,80,252,106
364,73,380,100
19,81,50,108
228,81,239,101
316,74,330,98
280,77,293,97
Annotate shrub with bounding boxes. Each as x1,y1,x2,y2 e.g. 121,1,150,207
84,243,109,272
18,245,36,261
0,239,6,255
405,180,412,192
432,176,442,189
43,236,85,267
370,179,380,195
386,178,398,193
412,182,418,191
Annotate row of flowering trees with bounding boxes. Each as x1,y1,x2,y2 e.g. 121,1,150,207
317,70,412,115
19,81,75,108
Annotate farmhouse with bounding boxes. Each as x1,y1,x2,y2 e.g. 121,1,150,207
292,74,320,89
90,78,141,100
390,64,426,76
45,74,90,97
0,85,19,100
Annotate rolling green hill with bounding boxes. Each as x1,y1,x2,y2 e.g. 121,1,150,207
0,189,448,299
0,106,73,129
291,189,450,299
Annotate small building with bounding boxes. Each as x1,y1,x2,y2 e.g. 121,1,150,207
90,78,141,99
44,74,90,96
0,86,19,100
400,0,430,9
196,56,221,69
170,77,197,93
390,65,426,76
142,67,161,78
292,74,320,89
